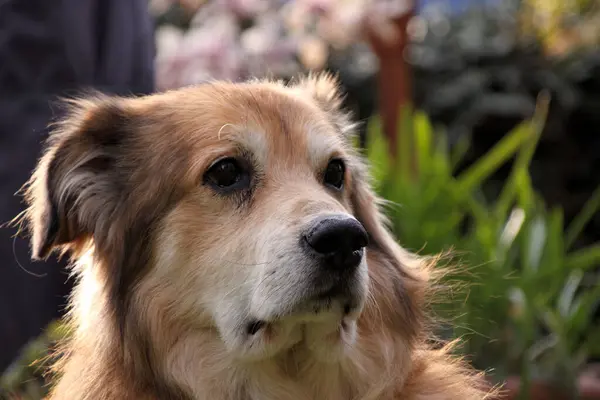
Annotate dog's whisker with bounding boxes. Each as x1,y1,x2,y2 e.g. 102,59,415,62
12,234,47,278
366,287,384,327
220,259,273,267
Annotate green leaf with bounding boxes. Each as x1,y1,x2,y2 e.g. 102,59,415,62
499,208,526,253
496,92,549,218
366,115,391,185
567,283,600,341
540,307,565,340
397,104,415,182
565,244,600,271
525,214,547,273
558,270,583,318
565,185,600,250
515,169,535,212
454,122,531,197
450,131,471,172
543,208,565,274
414,110,433,176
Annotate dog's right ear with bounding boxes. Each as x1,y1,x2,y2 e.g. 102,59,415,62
24,95,134,260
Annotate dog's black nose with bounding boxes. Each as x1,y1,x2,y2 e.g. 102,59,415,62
304,215,369,270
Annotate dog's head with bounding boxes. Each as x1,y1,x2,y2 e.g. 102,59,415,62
25,75,425,365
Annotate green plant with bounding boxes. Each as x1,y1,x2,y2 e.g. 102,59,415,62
0,321,68,399
361,95,600,397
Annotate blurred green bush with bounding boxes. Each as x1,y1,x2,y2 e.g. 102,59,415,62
0,321,67,399
362,94,600,396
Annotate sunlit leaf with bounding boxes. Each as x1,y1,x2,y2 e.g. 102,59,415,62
558,270,583,318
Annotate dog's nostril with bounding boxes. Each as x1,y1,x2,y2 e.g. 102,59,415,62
246,320,266,335
304,216,368,256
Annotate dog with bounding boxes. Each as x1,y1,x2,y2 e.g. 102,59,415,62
21,74,494,399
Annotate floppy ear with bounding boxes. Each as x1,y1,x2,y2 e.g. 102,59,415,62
25,95,133,260
350,164,431,340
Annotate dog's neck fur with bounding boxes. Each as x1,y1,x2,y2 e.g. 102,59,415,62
162,326,412,400
53,273,409,399
49,253,401,400
49,254,491,400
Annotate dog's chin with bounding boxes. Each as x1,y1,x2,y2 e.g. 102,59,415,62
227,291,365,363
216,260,370,362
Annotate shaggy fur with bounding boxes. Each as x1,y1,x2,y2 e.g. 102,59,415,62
21,74,495,399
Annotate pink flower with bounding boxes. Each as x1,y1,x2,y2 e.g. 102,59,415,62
153,0,413,89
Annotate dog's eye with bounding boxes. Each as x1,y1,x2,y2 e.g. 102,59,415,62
323,159,345,190
204,158,249,191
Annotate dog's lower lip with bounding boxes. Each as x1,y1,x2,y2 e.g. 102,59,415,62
315,285,345,300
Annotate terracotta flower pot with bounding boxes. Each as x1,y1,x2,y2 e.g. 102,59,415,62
579,364,600,400
499,376,569,400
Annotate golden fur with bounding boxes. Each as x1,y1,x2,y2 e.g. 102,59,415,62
22,74,495,399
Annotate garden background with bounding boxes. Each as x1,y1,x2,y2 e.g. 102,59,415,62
1,0,599,398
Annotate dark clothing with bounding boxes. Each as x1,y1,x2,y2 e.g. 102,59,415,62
0,0,154,372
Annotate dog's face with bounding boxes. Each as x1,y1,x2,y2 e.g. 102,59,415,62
25,75,419,367
153,81,370,361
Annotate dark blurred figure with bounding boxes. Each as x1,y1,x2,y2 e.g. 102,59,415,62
0,0,155,372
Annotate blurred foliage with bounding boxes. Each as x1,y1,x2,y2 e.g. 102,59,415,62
3,1,600,398
410,1,600,253
519,0,600,57
410,1,599,138
363,96,600,396
0,321,68,399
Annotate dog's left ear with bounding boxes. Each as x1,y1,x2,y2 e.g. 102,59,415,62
296,73,343,111
294,73,357,138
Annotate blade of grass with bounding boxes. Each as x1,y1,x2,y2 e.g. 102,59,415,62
366,115,391,185
397,105,414,182
565,244,600,271
565,185,600,250
496,91,550,218
525,213,547,274
558,270,583,318
454,121,533,197
539,208,565,299
450,132,471,172
568,283,600,338
516,170,536,213
465,195,489,227
414,110,433,177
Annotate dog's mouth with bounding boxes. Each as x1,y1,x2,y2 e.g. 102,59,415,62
245,285,358,337
246,320,267,335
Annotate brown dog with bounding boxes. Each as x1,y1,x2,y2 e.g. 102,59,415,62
22,74,493,399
